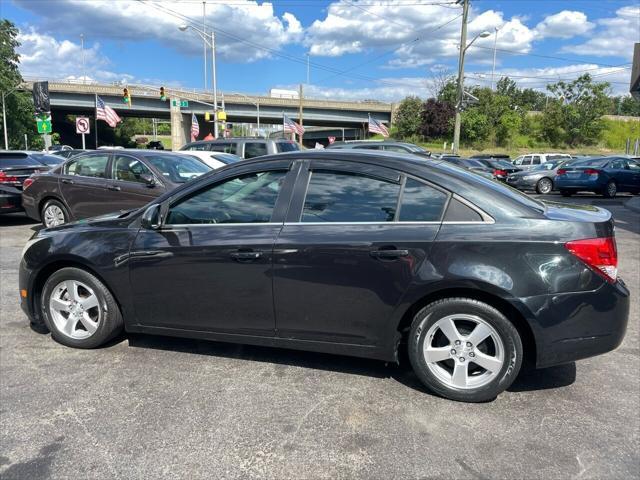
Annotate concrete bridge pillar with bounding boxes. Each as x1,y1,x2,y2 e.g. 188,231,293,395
170,97,188,150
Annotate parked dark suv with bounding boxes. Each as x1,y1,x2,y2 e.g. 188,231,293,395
19,150,629,402
181,138,300,159
22,150,210,227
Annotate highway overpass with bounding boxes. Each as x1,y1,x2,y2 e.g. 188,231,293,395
22,80,393,149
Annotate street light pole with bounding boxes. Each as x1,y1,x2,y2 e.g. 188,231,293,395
490,27,499,91
2,91,8,150
452,0,470,154
202,1,207,91
80,34,86,85
211,30,218,139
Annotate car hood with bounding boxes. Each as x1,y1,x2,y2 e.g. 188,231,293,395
41,209,138,234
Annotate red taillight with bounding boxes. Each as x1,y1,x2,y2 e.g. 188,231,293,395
22,177,34,190
494,169,507,176
584,168,601,175
557,169,567,175
565,237,618,283
0,171,19,184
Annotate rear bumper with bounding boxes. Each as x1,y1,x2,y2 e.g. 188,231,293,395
0,189,24,213
506,177,536,190
526,279,630,368
21,193,41,221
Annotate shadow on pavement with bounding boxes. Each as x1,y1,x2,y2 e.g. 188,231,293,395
0,213,38,227
127,333,576,397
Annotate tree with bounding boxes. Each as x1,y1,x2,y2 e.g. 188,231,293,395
420,98,454,139
393,96,423,139
437,78,457,106
542,74,611,146
0,20,43,149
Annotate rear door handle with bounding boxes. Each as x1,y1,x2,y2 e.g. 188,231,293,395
107,185,121,191
230,250,263,261
61,179,74,185
370,249,409,259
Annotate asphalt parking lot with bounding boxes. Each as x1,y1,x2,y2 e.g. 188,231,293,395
1,194,638,480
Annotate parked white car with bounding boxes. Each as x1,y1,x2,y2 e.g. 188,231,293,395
174,151,242,169
512,153,572,170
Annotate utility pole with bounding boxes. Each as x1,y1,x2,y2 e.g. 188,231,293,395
306,53,310,85
298,83,304,145
211,30,218,138
452,0,469,154
80,34,86,84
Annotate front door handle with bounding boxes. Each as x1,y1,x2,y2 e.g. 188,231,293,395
370,249,409,259
61,179,74,185
107,185,121,191
231,250,263,261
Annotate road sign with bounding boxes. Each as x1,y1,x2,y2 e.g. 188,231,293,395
76,116,90,134
36,115,52,134
171,100,189,108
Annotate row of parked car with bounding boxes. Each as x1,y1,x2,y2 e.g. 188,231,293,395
2,138,638,228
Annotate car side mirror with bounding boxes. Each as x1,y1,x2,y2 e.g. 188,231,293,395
140,173,156,187
141,204,162,230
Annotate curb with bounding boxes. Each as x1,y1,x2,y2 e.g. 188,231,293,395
624,196,640,214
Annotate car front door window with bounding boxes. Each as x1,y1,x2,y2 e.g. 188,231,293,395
112,155,153,184
166,170,287,225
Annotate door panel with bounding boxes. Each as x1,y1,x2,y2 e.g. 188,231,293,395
58,153,111,219
107,154,166,211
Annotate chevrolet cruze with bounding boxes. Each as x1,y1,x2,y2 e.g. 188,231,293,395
19,150,629,402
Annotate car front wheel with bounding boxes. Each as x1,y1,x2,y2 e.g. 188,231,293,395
41,267,124,348
408,298,523,402
536,177,553,194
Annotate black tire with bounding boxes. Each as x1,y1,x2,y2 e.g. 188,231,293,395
535,177,553,195
560,190,572,197
41,199,70,228
408,298,523,402
41,267,123,349
603,180,617,198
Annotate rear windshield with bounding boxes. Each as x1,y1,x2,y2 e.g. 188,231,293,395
571,158,610,168
0,154,41,167
490,160,515,169
215,153,240,165
461,159,486,168
276,142,300,153
31,153,65,166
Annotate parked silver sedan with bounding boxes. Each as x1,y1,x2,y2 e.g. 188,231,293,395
506,158,577,194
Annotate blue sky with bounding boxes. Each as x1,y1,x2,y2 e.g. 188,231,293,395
4,0,638,100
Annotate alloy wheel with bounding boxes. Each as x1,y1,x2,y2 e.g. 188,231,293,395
48,280,102,340
422,314,504,390
538,178,553,194
43,205,65,228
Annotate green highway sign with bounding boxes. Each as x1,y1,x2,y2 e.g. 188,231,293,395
36,115,52,134
171,100,189,108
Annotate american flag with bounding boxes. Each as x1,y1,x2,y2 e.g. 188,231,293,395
283,114,304,135
191,113,200,141
95,95,121,128
368,114,389,137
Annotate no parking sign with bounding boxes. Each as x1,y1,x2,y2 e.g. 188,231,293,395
76,117,90,134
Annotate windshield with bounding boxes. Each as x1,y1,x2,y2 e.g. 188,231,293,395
31,153,65,166
276,142,300,152
146,154,211,183
215,153,241,165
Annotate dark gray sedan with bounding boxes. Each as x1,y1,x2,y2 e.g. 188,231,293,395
506,158,576,194
22,149,211,227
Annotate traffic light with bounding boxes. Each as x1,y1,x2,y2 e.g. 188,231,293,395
123,88,131,106
204,111,210,122
160,87,166,101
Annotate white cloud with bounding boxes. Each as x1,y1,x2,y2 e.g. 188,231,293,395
304,2,536,68
17,28,134,84
535,11,594,39
13,0,303,62
561,6,640,59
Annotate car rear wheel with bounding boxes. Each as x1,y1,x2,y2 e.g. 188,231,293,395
560,190,572,197
41,267,123,349
408,298,523,402
536,177,553,194
41,200,69,228
603,181,617,198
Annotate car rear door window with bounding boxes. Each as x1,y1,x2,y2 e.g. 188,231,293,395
610,159,626,170
244,143,268,159
302,170,400,222
66,154,109,178
166,170,286,225
531,156,542,165
112,155,153,184
399,178,448,222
